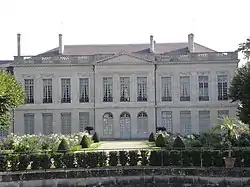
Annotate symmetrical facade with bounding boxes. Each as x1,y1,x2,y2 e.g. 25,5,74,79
12,33,239,139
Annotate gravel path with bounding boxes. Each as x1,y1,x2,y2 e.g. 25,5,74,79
98,141,149,150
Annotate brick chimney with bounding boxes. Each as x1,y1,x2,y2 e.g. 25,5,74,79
17,33,21,56
59,34,63,55
150,35,155,53
188,33,194,53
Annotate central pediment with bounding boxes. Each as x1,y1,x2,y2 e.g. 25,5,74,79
94,52,153,65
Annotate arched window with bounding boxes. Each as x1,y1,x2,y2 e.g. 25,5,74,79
137,112,148,135
103,112,113,136
120,112,131,139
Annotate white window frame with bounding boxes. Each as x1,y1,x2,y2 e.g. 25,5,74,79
137,77,147,102
24,79,34,104
103,77,113,102
198,110,210,133
198,76,209,101
103,112,113,136
217,75,228,101
24,113,35,134
79,112,90,132
161,111,173,133
180,76,190,101
61,112,71,135
61,78,71,103
137,112,148,134
79,78,89,103
180,111,192,135
161,77,172,102
43,79,53,103
42,113,53,135
120,77,130,102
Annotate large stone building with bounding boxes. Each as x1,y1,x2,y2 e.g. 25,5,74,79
12,33,239,139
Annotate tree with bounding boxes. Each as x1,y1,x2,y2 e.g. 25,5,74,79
229,37,250,124
0,71,24,130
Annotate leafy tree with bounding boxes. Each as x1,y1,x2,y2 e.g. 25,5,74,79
0,71,24,130
229,38,250,124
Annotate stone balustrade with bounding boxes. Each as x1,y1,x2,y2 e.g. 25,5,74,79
14,52,238,65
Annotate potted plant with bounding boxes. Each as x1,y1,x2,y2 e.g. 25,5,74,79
211,116,249,168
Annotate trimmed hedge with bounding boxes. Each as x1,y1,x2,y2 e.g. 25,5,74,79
1,149,250,171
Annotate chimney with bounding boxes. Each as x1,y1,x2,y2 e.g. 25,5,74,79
188,33,194,53
150,35,155,53
17,33,21,56
59,34,63,55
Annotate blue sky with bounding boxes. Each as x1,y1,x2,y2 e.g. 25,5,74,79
0,0,249,65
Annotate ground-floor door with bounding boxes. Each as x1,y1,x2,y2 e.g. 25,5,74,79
120,112,131,139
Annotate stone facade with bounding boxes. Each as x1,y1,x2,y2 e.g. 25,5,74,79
12,34,239,139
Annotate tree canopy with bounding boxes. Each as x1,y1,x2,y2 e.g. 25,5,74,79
229,37,250,124
0,71,24,130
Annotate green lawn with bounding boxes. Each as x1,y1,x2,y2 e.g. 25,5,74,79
143,141,161,150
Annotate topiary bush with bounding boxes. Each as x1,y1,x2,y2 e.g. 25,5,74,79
148,132,155,142
109,151,118,166
80,135,91,148
156,127,166,132
57,139,69,153
119,151,128,166
155,133,165,147
84,126,94,134
92,132,100,143
173,136,185,149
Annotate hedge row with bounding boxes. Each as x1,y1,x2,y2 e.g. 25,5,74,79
0,149,250,171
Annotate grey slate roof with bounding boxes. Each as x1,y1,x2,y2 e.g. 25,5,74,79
39,42,216,56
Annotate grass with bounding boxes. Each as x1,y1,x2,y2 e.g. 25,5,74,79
85,142,102,152
143,141,161,150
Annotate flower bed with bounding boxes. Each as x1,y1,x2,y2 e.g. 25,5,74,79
0,149,250,172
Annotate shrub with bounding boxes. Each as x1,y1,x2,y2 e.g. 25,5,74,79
70,145,82,151
190,140,202,147
149,151,161,166
98,152,108,167
75,152,87,168
92,132,100,143
140,150,149,166
169,150,182,166
63,153,75,168
18,154,30,170
155,133,165,147
148,132,155,142
57,139,69,153
80,135,91,148
156,127,166,132
173,136,185,149
128,151,139,166
119,151,128,166
85,126,94,134
52,153,64,169
0,154,8,171
87,152,99,168
109,151,118,166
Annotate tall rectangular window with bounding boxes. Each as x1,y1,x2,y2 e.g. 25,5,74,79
161,77,172,101
79,78,89,103
79,112,90,132
103,77,113,102
180,76,190,101
180,111,191,135
161,111,173,133
137,77,147,102
24,79,34,104
43,79,53,103
42,113,53,135
61,113,71,135
24,113,34,134
120,77,130,102
218,110,229,124
61,78,71,103
198,76,209,101
217,75,228,100
198,111,210,133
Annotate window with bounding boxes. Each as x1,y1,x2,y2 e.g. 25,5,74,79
161,111,173,133
103,112,113,136
198,111,210,133
120,77,130,102
180,76,190,101
198,76,209,101
103,77,113,102
137,112,148,134
61,79,71,103
79,78,89,103
161,77,172,101
180,111,191,135
24,79,34,104
42,113,53,135
24,113,34,134
217,75,228,100
43,79,53,103
137,77,147,102
61,113,71,134
79,112,89,132
218,110,229,124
